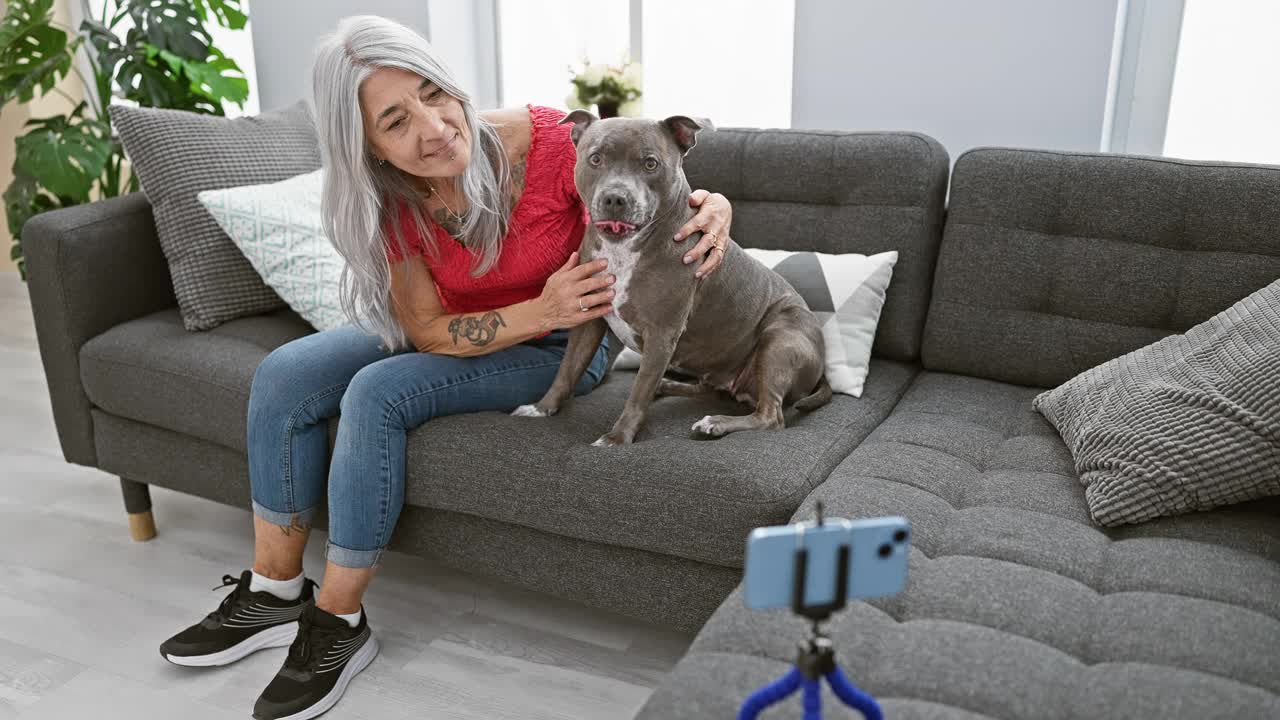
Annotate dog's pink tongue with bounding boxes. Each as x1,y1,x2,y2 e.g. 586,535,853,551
593,220,635,234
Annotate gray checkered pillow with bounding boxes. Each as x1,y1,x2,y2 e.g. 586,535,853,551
1033,278,1280,527
109,101,322,331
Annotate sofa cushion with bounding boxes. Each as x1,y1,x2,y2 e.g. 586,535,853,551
637,371,1280,719
79,305,918,568
79,307,315,452
109,101,322,331
403,359,918,568
685,130,948,363
923,148,1280,387
1034,278,1280,527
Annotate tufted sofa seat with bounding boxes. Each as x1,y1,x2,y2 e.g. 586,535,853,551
638,371,1280,718
637,147,1280,718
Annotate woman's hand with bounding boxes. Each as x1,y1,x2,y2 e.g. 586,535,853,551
673,189,733,279
538,252,616,330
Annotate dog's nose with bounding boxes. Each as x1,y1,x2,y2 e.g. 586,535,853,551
600,191,629,212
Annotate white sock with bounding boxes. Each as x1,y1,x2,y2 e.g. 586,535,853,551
249,570,305,601
335,608,362,628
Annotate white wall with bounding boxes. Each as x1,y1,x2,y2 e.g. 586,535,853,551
251,1,431,112
791,0,1122,159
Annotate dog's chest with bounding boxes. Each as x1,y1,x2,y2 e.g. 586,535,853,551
592,241,642,351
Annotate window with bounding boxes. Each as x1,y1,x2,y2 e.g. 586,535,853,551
498,0,794,128
497,0,632,114
1163,1,1280,163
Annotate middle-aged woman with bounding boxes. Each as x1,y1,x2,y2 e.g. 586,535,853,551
158,14,733,720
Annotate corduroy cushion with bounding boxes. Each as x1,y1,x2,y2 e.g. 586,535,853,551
109,101,323,331
1034,278,1280,527
637,371,1280,719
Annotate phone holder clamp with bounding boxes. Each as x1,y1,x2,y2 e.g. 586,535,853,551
737,502,884,720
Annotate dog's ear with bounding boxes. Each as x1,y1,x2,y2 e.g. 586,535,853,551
558,110,598,146
662,115,715,156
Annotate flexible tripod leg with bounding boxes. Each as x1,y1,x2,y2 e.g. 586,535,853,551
803,677,822,720
826,665,883,720
738,667,803,720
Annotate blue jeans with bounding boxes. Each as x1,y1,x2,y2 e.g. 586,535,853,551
247,324,609,568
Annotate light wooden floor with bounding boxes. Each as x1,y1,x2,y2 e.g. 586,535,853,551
0,271,692,719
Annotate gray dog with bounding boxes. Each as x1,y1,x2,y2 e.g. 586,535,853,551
512,111,830,445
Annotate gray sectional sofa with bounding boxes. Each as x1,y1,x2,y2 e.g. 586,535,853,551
22,126,1280,718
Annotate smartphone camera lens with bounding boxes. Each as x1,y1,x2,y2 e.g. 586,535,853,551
893,529,908,543
877,543,892,558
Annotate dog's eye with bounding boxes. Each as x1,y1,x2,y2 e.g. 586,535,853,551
643,158,658,171
588,153,602,167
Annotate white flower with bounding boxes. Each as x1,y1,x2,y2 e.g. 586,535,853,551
565,91,588,110
581,63,606,86
618,98,644,118
621,62,643,89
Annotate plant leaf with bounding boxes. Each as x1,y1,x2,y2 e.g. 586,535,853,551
194,0,247,30
162,46,247,105
13,111,111,202
127,0,210,59
0,0,73,105
3,169,62,242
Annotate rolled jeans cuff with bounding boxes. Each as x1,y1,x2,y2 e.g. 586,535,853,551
251,499,317,528
325,538,384,569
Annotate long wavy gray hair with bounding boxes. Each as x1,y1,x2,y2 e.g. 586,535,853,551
310,15,514,352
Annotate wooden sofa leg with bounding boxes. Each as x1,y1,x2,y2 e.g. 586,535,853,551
121,478,156,541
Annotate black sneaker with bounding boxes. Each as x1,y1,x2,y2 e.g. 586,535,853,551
252,602,378,720
160,570,316,667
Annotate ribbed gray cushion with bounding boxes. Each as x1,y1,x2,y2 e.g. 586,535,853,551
1035,279,1280,527
109,101,322,331
923,148,1280,387
685,130,948,362
638,372,1280,719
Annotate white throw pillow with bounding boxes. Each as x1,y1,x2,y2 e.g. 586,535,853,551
197,169,347,331
611,248,897,398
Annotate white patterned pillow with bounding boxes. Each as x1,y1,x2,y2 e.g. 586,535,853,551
611,248,897,397
197,170,347,331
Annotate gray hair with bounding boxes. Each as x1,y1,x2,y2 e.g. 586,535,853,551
310,15,514,352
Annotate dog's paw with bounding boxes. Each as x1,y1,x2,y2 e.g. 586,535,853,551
691,415,728,438
511,403,551,418
591,431,629,447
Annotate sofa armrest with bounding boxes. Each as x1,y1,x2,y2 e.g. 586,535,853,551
21,192,176,466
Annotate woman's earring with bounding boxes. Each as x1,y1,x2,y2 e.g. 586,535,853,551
377,158,386,166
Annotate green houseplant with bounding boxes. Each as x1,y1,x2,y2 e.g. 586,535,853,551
1,0,250,279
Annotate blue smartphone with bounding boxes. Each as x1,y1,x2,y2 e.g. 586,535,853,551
742,516,911,611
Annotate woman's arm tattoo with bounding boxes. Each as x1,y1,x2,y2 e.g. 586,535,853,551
448,311,506,346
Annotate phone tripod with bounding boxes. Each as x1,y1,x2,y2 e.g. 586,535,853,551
738,503,883,720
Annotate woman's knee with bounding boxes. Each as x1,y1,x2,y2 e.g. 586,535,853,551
249,341,311,415
251,326,384,413
340,361,403,421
